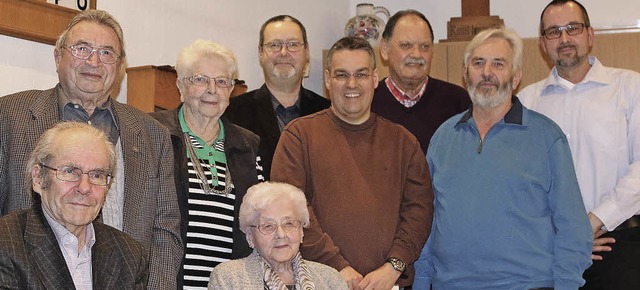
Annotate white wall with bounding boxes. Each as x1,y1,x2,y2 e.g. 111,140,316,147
0,0,349,102
1,1,638,102
352,0,640,41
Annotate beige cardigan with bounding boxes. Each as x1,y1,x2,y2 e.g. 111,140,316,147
208,251,348,290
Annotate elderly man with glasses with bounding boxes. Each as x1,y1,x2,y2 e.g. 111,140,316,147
518,1,640,288
0,10,181,290
224,15,330,181
0,122,148,289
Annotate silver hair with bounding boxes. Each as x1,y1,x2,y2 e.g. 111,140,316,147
175,39,238,81
463,27,523,73
239,182,310,232
26,122,116,190
55,9,126,58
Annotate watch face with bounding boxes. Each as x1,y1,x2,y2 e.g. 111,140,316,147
388,257,406,272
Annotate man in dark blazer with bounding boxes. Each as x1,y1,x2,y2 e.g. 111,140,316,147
0,122,148,289
224,15,330,180
0,10,181,289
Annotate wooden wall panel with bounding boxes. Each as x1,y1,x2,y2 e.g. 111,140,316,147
361,32,640,95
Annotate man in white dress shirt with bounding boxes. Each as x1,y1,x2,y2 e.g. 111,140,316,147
518,1,640,288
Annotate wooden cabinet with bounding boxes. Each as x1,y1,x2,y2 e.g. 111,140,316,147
126,65,181,113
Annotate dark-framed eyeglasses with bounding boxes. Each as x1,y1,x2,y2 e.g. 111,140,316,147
331,72,373,83
262,41,306,53
39,163,112,186
64,44,120,64
184,75,235,88
251,219,301,235
542,23,586,40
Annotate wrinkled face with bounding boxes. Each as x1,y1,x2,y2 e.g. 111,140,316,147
465,37,521,109
54,21,123,103
540,2,593,70
381,15,433,89
32,131,110,235
179,56,233,120
246,197,303,267
259,20,309,83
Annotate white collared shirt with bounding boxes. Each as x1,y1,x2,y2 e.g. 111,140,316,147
518,56,640,230
43,206,95,290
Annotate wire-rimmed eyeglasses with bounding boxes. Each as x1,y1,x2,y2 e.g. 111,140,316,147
184,75,235,89
262,41,306,53
39,163,112,186
331,72,373,83
251,219,301,235
542,23,586,40
64,44,120,64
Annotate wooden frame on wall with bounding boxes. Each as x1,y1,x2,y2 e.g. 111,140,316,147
0,0,96,45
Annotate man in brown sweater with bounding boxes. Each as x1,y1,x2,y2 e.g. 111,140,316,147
271,36,433,289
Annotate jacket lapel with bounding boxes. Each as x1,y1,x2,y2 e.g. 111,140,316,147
25,208,76,290
253,85,281,147
110,102,145,229
91,224,118,289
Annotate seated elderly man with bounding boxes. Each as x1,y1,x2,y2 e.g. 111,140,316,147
0,122,148,289
208,182,347,289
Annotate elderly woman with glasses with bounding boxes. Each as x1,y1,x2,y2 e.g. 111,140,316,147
151,39,262,289
207,182,347,289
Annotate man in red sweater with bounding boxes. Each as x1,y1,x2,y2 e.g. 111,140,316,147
271,36,433,290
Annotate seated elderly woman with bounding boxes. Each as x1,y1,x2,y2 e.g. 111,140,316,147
151,39,262,288
208,182,347,289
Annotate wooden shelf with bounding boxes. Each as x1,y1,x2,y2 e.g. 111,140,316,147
126,65,181,113
0,0,96,45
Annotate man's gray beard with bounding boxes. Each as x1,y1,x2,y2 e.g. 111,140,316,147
273,66,297,79
556,53,586,69
469,78,512,109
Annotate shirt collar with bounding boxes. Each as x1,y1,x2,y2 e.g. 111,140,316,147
178,106,226,146
269,90,301,111
42,205,96,252
385,77,428,104
542,56,609,94
57,85,118,126
457,96,524,125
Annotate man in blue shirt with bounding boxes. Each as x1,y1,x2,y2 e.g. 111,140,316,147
421,27,592,289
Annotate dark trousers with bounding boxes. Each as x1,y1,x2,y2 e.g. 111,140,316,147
581,226,640,290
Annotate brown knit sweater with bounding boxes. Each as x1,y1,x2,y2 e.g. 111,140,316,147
271,109,433,286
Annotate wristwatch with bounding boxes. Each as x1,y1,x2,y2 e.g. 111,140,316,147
386,257,406,273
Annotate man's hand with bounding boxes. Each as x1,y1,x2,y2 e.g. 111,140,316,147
588,212,616,260
357,262,401,290
339,266,363,290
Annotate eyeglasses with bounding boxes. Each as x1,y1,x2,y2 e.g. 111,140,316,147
331,72,373,83
185,75,235,88
262,41,306,53
542,23,586,40
252,219,301,235
64,44,120,64
39,163,112,186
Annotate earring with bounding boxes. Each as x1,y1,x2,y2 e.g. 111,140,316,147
300,236,303,244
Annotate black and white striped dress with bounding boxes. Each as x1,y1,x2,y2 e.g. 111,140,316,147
182,136,235,289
